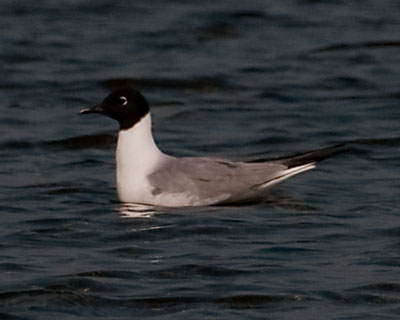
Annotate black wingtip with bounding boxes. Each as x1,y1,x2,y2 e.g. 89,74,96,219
279,143,346,168
248,143,347,167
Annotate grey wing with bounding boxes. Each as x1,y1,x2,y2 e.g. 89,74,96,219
147,144,343,205
147,157,288,204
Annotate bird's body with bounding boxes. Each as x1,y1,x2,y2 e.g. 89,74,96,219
115,112,315,206
80,87,340,207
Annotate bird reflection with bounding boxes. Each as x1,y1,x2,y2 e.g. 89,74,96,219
116,191,315,218
117,203,160,218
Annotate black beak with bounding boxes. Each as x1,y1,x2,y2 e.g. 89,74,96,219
79,105,104,115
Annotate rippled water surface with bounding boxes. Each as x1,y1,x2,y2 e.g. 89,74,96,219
1,1,400,319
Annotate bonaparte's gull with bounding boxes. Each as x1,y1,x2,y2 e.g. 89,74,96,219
80,87,341,207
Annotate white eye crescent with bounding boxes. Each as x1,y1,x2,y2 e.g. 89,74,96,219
119,96,128,106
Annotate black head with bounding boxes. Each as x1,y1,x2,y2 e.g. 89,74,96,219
80,88,150,130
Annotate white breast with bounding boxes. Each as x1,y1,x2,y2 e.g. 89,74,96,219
115,113,168,203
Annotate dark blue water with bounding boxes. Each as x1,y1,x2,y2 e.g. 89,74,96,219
1,1,400,319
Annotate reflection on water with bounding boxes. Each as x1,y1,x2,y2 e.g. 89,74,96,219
263,192,316,211
117,191,316,218
117,203,160,218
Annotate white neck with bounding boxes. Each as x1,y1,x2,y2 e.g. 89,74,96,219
115,113,166,202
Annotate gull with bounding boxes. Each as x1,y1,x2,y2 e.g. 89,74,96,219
80,87,341,207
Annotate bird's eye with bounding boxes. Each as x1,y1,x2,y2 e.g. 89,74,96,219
119,96,128,106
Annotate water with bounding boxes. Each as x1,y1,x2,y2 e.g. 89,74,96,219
1,0,399,318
